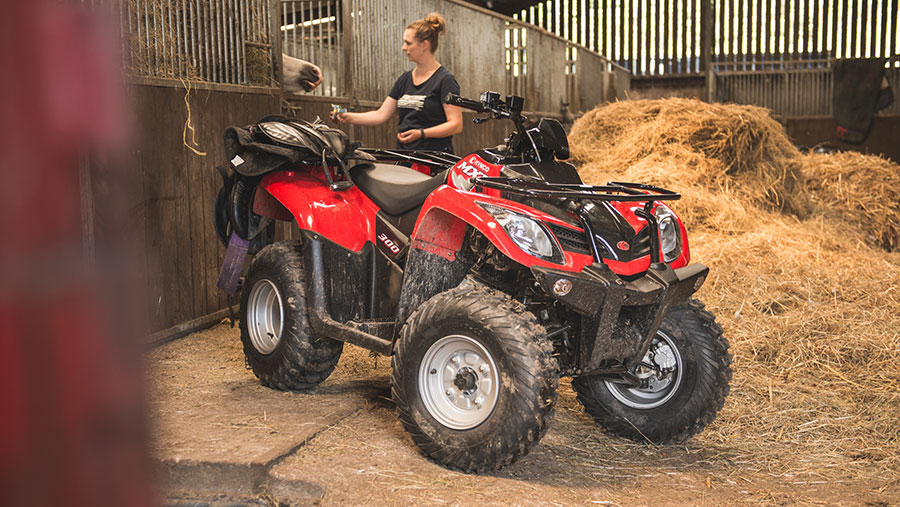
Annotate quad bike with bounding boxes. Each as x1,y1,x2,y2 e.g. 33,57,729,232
213,92,732,472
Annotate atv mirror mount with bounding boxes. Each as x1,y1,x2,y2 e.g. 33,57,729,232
634,201,663,266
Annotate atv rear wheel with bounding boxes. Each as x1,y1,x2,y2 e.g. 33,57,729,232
392,282,558,472
572,299,731,444
240,241,342,390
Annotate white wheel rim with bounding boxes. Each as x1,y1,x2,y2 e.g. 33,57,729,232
418,335,500,430
604,330,683,410
246,278,284,355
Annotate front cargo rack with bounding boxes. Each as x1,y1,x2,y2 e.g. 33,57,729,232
474,177,681,266
473,177,681,202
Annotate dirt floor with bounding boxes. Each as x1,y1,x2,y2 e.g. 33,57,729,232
149,321,899,506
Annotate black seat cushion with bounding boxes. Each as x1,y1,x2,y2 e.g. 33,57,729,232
350,163,447,215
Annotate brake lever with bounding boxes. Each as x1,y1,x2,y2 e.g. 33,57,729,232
329,181,354,191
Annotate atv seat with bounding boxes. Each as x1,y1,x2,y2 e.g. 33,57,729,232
350,163,447,215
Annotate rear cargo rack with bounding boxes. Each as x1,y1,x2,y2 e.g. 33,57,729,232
474,177,681,266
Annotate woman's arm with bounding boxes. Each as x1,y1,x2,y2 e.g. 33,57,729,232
396,103,463,144
339,97,397,126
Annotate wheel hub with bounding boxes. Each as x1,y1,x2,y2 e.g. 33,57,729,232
453,367,478,393
604,331,683,409
418,335,500,430
246,278,284,355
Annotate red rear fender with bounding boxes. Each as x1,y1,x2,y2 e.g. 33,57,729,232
259,170,379,252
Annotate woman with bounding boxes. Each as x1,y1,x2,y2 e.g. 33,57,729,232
337,13,463,153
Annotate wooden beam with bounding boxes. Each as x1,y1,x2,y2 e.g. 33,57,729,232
148,308,232,346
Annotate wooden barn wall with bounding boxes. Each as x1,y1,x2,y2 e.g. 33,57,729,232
120,80,281,335
280,0,629,113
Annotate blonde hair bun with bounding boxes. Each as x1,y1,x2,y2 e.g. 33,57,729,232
408,12,447,52
424,13,446,35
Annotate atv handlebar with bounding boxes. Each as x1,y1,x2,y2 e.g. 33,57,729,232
446,91,540,161
444,93,487,113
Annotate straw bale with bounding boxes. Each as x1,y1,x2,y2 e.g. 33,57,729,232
568,97,900,481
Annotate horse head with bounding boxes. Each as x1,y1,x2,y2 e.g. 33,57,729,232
282,54,323,93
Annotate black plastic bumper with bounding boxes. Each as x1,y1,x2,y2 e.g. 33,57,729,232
532,262,709,374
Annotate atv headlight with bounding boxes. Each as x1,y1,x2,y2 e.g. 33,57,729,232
258,121,305,146
654,205,682,263
478,202,563,263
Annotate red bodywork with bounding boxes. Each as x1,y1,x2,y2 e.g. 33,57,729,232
257,154,690,275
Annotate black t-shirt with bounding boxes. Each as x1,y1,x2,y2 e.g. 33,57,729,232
389,66,460,153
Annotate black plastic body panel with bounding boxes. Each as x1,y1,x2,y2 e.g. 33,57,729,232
532,262,709,374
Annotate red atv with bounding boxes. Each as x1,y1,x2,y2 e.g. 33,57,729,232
214,92,732,472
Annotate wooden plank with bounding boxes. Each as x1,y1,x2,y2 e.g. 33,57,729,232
201,87,221,316
172,87,195,326
619,0,626,67
140,87,173,330
765,0,773,67
891,0,899,59
811,0,820,58
832,0,841,57
774,0,782,65
148,308,231,346
675,0,681,72
572,0,579,46
718,0,726,70
732,0,739,68
636,0,643,74
187,93,209,322
670,0,676,73
880,0,888,58
666,0,672,72
848,0,857,58
691,0,698,73
656,0,662,74
792,0,800,60
736,0,744,69
755,0,763,66
660,0,666,74
863,0,873,57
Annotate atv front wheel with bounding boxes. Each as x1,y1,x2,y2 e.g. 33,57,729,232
239,241,343,390
392,282,558,472
572,299,731,444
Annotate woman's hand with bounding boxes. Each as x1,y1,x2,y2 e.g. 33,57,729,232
337,97,398,127
397,129,424,144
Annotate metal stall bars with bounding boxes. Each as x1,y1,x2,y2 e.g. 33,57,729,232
280,0,344,96
111,0,275,86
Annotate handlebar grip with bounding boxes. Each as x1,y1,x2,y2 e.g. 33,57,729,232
444,93,485,112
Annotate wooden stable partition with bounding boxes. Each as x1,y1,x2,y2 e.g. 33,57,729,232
122,79,281,336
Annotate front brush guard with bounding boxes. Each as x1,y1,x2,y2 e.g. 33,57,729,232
532,262,708,375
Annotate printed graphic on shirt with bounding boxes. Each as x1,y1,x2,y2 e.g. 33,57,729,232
397,94,426,111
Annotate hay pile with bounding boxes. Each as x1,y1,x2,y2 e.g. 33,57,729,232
570,98,810,217
569,98,900,481
803,151,900,251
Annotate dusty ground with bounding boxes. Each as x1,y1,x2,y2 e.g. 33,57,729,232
149,321,899,506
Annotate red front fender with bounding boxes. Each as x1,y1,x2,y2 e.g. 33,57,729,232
412,186,595,272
